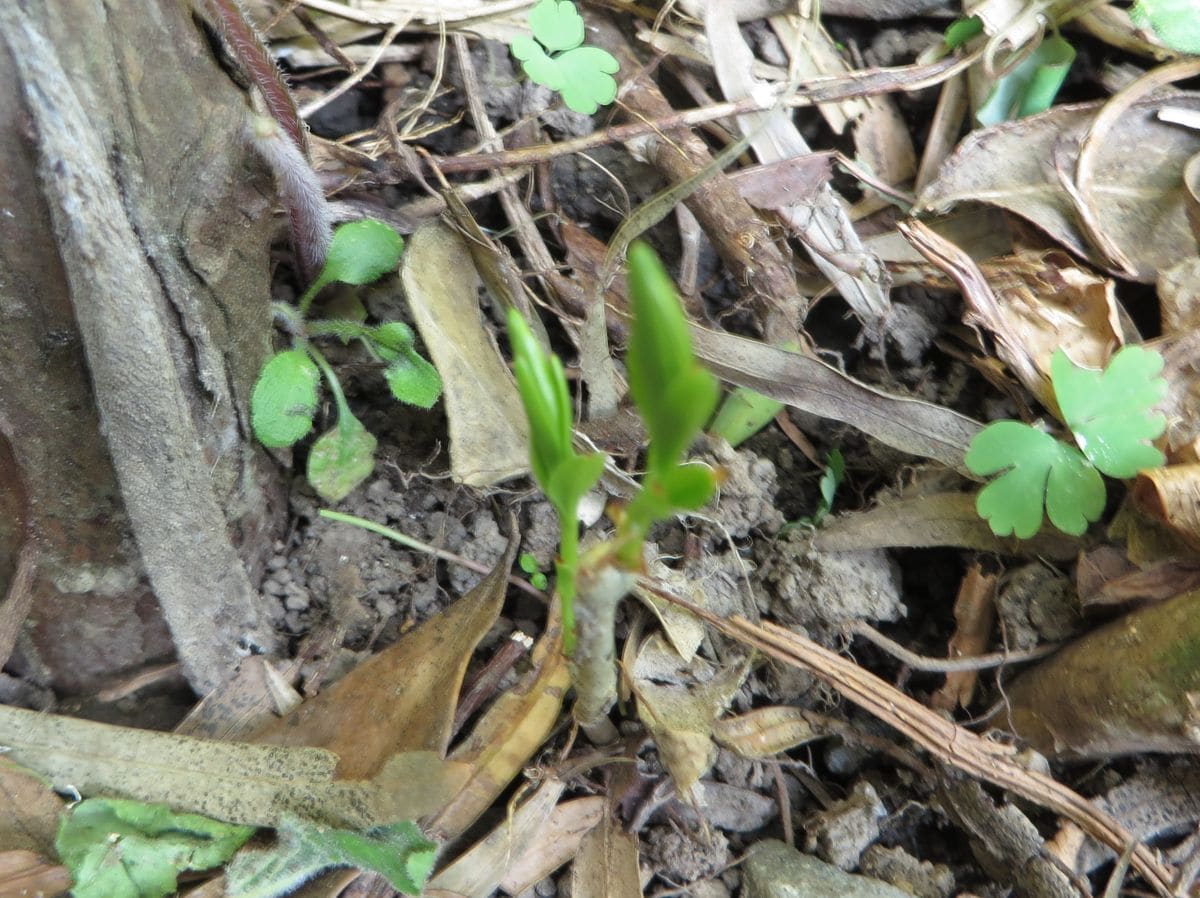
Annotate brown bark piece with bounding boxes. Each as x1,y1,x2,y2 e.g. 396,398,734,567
0,1,284,692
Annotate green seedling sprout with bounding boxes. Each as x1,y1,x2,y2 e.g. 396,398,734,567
519,552,550,591
510,241,718,736
975,33,1075,126
966,346,1167,539
510,0,619,115
251,219,443,502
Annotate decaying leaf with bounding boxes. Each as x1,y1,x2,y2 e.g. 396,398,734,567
401,221,529,486
917,96,1200,282
812,491,1084,560
1006,584,1200,756
0,759,64,856
426,778,565,897
426,616,571,840
0,849,70,898
497,797,606,895
712,706,826,759
252,534,518,775
931,563,998,711
1134,464,1200,552
632,634,750,794
0,705,451,829
571,811,643,898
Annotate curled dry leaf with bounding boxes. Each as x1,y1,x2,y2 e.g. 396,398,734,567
917,97,1200,282
1133,463,1200,552
400,221,529,487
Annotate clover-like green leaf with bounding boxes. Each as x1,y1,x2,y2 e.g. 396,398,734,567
251,349,322,448
511,0,619,115
56,798,254,898
225,815,436,898
1132,0,1200,53
307,413,377,502
966,420,1106,539
527,0,585,52
1053,346,1167,479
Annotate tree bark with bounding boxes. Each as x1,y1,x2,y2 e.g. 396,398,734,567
0,0,284,694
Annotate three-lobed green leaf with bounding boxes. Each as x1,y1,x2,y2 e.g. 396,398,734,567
967,421,1105,539
1132,0,1200,53
510,0,619,115
1053,345,1167,478
56,798,254,898
966,346,1167,538
251,349,322,448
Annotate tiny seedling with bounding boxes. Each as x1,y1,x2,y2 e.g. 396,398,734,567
510,241,718,731
782,448,845,532
966,346,1167,539
510,0,619,115
251,219,443,502
518,552,550,591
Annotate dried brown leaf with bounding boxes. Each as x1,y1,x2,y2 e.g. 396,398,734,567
571,812,643,898
917,98,1200,282
401,221,528,486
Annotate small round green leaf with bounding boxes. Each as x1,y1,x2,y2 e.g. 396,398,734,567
251,349,321,448
307,415,377,502
320,219,405,288
373,321,417,352
384,351,443,409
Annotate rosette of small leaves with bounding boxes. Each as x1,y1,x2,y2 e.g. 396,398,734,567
966,346,1167,539
510,0,619,115
251,219,443,502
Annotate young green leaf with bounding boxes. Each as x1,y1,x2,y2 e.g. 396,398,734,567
626,241,719,478
510,0,619,115
225,815,436,898
307,413,378,502
251,349,322,448
384,351,443,409
966,420,1105,538
545,450,607,519
300,219,405,312
372,321,417,352
56,798,254,898
508,308,574,488
1053,346,1167,478
943,15,984,49
815,448,845,523
709,385,785,448
1132,0,1200,54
